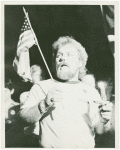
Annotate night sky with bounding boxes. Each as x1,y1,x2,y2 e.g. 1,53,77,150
5,5,114,100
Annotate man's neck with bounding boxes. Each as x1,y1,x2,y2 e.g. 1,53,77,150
54,78,80,84
55,75,80,83
69,77,79,82
69,71,79,82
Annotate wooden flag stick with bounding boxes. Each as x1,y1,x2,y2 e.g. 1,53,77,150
23,7,54,81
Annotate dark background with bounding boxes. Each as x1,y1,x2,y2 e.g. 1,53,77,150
5,5,114,101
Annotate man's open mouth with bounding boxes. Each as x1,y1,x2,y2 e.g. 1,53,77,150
61,64,68,67
59,63,69,70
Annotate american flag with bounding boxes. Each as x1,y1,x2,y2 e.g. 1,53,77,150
13,14,36,82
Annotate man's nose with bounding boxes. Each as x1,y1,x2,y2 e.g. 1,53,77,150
59,54,66,62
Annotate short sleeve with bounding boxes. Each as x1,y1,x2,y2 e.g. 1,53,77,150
20,84,46,109
20,92,29,105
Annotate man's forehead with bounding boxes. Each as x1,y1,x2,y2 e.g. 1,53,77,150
57,43,77,53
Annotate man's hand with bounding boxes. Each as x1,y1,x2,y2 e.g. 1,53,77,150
45,86,64,106
38,87,64,114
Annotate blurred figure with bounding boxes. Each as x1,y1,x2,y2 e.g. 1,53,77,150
95,77,115,148
30,64,43,83
5,77,19,127
5,77,23,147
81,74,96,88
97,78,114,101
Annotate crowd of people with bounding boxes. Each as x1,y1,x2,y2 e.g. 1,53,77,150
5,36,115,148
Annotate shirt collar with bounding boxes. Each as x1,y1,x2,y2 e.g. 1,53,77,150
53,79,81,84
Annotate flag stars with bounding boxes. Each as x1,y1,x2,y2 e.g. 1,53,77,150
21,17,31,33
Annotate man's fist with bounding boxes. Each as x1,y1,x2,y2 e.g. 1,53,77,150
39,87,64,114
45,86,64,106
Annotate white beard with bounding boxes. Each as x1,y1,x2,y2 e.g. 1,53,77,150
56,67,77,80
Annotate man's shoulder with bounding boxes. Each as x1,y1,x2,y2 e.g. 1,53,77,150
33,79,53,93
37,79,52,85
36,79,53,88
79,81,96,91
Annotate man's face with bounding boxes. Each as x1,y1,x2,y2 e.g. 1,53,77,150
55,43,82,81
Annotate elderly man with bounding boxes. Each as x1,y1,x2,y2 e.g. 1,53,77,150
19,36,112,148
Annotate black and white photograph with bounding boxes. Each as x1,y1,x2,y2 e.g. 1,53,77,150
1,1,118,148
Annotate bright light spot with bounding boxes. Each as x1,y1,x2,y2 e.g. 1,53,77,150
98,81,106,89
10,110,15,115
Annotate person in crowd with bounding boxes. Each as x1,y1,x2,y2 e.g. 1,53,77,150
20,64,45,147
5,77,19,127
19,36,113,148
95,77,115,148
5,77,23,147
81,74,96,88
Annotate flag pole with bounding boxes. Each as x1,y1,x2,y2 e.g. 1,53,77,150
23,7,54,81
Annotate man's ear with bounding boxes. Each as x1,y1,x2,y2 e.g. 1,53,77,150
10,89,14,95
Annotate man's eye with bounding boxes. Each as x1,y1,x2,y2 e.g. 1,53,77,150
56,54,61,58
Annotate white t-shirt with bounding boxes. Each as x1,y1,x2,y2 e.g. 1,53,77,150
21,79,102,148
